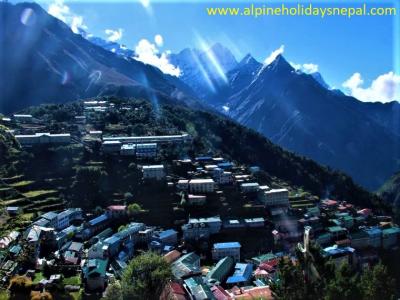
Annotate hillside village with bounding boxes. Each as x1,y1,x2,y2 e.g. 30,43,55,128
0,98,399,299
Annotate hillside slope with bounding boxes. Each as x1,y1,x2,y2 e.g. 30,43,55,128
378,172,400,209
15,97,385,213
0,2,199,114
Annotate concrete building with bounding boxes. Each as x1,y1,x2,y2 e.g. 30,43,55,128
152,229,178,246
13,114,33,123
187,194,207,206
226,263,253,286
120,144,136,156
40,212,58,228
244,218,265,228
206,256,235,285
240,182,260,193
82,258,108,291
177,180,189,191
102,133,190,144
102,141,122,153
15,133,71,146
89,131,103,138
136,143,157,158
259,188,289,207
189,179,215,193
213,168,232,185
142,165,165,180
212,242,241,262
364,227,382,248
182,222,210,241
188,216,222,234
382,227,400,249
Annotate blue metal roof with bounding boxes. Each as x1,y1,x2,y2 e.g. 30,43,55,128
41,211,58,220
159,229,177,239
105,235,121,245
364,227,382,236
218,162,233,168
89,214,109,226
226,263,253,284
195,156,212,161
214,242,241,250
323,245,355,256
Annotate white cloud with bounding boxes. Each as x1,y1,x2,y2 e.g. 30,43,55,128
290,62,319,74
302,63,319,73
133,38,181,77
264,45,285,65
105,28,123,42
343,72,400,103
154,34,164,47
47,0,87,34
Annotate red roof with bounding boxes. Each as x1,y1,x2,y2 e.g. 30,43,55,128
322,199,338,206
211,285,232,300
170,282,186,296
358,208,372,216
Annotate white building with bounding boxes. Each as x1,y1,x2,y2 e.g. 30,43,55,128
187,194,207,206
240,182,260,193
177,180,189,191
188,216,222,234
13,114,33,123
102,133,190,144
136,143,157,158
244,218,265,228
15,133,71,146
142,165,165,180
259,188,289,207
102,141,122,153
89,131,103,138
213,168,233,185
182,222,210,241
120,144,136,156
211,242,241,262
189,179,215,193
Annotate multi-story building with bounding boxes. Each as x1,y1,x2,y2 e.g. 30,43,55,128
15,133,71,146
182,222,210,241
382,227,400,249
187,194,207,206
102,141,122,153
12,114,33,123
213,168,232,185
135,143,157,158
240,182,260,193
176,179,189,190
187,216,222,234
189,179,215,193
142,165,165,180
40,212,58,228
212,242,241,261
102,134,190,144
152,229,178,246
120,144,136,156
259,188,289,207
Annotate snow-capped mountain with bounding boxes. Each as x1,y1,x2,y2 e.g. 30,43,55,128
87,36,135,58
0,2,201,114
169,43,238,100
171,45,400,190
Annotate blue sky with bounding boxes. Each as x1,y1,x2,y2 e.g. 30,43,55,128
13,0,400,102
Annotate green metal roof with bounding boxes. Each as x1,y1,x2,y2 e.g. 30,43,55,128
206,256,234,283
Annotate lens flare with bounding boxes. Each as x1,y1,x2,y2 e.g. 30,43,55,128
20,8,36,27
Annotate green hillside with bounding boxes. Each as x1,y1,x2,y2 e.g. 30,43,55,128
5,97,384,215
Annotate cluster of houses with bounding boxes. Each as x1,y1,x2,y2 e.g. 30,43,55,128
2,101,400,299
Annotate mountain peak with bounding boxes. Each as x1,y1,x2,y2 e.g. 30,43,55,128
239,53,259,66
